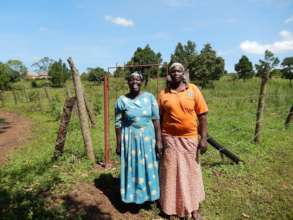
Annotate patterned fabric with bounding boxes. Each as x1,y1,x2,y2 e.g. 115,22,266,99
158,83,208,138
115,92,160,204
160,134,205,217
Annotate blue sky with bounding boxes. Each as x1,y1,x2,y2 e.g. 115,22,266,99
0,0,292,73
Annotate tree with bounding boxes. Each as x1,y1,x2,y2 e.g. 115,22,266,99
113,66,129,78
32,57,54,73
281,56,293,87
0,63,20,90
86,67,106,83
254,50,279,144
128,45,162,86
170,41,197,70
48,59,70,87
6,59,27,78
191,43,225,87
234,55,254,80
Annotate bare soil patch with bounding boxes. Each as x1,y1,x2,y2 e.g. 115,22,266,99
0,111,32,165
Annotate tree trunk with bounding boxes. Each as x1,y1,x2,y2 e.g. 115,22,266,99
67,57,96,164
254,75,269,144
53,96,76,159
285,104,293,129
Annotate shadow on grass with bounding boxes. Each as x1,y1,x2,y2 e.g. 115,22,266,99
94,173,153,214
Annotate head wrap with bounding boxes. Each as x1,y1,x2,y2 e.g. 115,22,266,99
169,62,185,72
127,71,144,81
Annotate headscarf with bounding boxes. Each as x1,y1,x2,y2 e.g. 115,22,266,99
169,62,185,73
127,71,144,81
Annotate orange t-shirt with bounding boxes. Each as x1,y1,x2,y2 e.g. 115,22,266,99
158,83,208,138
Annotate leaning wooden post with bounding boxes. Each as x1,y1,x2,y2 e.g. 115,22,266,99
53,96,76,159
84,95,96,127
67,57,96,164
12,90,18,104
254,72,269,144
285,104,293,129
103,70,111,168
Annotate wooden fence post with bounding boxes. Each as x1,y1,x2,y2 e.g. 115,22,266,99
84,96,96,127
53,97,76,159
254,74,269,144
285,104,293,128
67,57,96,164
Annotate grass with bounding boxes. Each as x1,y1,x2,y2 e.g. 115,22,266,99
0,76,292,219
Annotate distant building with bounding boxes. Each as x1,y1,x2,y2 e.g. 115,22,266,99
25,71,50,80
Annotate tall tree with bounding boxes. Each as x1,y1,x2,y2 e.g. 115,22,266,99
86,67,106,83
281,56,293,87
48,59,70,87
170,41,197,70
32,57,54,73
191,43,225,87
254,50,279,144
6,59,28,78
128,45,162,85
234,55,254,80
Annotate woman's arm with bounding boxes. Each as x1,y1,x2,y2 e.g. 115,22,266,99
152,119,163,159
115,127,122,155
198,113,208,154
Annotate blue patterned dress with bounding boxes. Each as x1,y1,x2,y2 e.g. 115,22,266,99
115,92,160,204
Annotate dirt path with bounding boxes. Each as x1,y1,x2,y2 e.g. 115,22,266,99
0,111,32,165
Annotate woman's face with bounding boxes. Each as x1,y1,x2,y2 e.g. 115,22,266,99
128,75,142,93
169,66,184,83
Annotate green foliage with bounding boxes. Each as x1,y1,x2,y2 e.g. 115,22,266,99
86,67,106,83
127,44,162,85
48,95,62,120
0,63,20,90
191,43,225,87
113,67,129,78
281,56,293,86
48,59,70,87
255,50,279,79
170,40,197,70
234,55,254,80
31,79,51,88
6,59,28,78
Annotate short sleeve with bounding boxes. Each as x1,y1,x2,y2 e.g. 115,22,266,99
150,94,160,120
193,85,208,115
115,97,124,128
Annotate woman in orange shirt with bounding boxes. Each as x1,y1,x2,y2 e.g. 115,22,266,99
158,63,208,220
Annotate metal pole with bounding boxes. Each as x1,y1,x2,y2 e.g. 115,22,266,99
103,69,110,168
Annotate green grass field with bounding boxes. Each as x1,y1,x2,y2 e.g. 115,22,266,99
0,76,292,219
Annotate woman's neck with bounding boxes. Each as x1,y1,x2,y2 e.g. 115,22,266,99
170,81,186,91
127,90,141,99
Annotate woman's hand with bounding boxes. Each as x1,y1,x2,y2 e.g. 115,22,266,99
116,143,121,156
198,138,208,154
155,141,163,159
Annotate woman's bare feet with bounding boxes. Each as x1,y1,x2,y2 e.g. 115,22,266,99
191,210,203,220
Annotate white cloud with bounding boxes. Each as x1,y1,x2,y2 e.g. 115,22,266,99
105,15,134,27
240,30,293,54
284,15,293,24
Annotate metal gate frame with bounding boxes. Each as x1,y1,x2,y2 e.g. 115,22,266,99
103,63,168,168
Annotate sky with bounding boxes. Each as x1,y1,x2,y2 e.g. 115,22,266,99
0,0,293,73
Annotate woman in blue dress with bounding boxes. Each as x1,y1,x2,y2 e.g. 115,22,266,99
115,72,162,204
